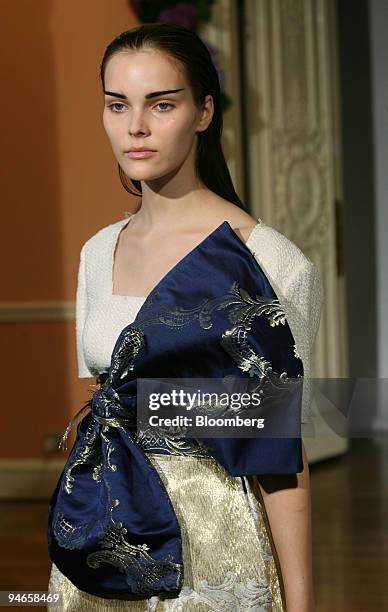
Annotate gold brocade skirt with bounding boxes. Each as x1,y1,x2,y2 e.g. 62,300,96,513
47,453,285,611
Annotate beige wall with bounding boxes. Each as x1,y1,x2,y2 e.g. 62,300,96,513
1,1,139,458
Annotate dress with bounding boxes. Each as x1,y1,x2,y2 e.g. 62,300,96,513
47,214,323,611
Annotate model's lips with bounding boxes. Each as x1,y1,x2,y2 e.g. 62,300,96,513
125,150,156,159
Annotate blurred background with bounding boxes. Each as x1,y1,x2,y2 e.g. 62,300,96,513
0,1,387,610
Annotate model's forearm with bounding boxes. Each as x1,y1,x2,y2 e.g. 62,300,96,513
257,441,315,612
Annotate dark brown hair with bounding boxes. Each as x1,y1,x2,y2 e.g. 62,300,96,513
100,22,245,209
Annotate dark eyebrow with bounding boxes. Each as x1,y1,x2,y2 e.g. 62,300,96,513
104,88,185,100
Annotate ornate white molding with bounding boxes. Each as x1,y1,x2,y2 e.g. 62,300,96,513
244,0,348,458
244,0,345,376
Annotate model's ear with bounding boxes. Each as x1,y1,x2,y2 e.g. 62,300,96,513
195,94,214,133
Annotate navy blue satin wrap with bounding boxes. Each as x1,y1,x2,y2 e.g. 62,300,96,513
47,221,304,600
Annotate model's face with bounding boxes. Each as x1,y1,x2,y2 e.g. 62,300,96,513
102,48,212,183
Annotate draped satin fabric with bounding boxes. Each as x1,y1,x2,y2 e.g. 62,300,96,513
47,220,303,600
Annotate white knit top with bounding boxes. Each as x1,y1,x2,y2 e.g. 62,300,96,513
75,214,323,424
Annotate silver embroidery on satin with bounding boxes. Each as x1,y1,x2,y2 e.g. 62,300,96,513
113,280,300,454
87,521,181,594
53,457,113,549
55,435,182,591
52,512,101,551
293,343,301,359
63,417,102,495
134,423,211,457
133,281,297,382
108,326,145,383
85,480,182,594
60,279,301,487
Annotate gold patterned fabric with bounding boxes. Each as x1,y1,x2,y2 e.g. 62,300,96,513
48,453,285,611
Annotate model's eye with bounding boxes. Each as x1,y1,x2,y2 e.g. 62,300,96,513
108,102,126,113
154,102,175,112
107,101,175,113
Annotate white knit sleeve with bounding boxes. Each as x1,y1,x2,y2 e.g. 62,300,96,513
286,261,323,354
283,261,324,424
75,244,94,378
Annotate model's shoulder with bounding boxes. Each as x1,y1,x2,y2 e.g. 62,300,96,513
215,204,260,243
250,220,315,272
81,215,130,256
213,202,314,271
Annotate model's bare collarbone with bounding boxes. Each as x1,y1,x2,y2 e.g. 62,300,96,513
112,202,257,298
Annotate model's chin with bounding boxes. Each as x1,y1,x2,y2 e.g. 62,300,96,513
122,154,157,168
122,170,161,184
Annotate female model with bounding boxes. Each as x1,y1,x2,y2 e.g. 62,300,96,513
47,23,322,611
